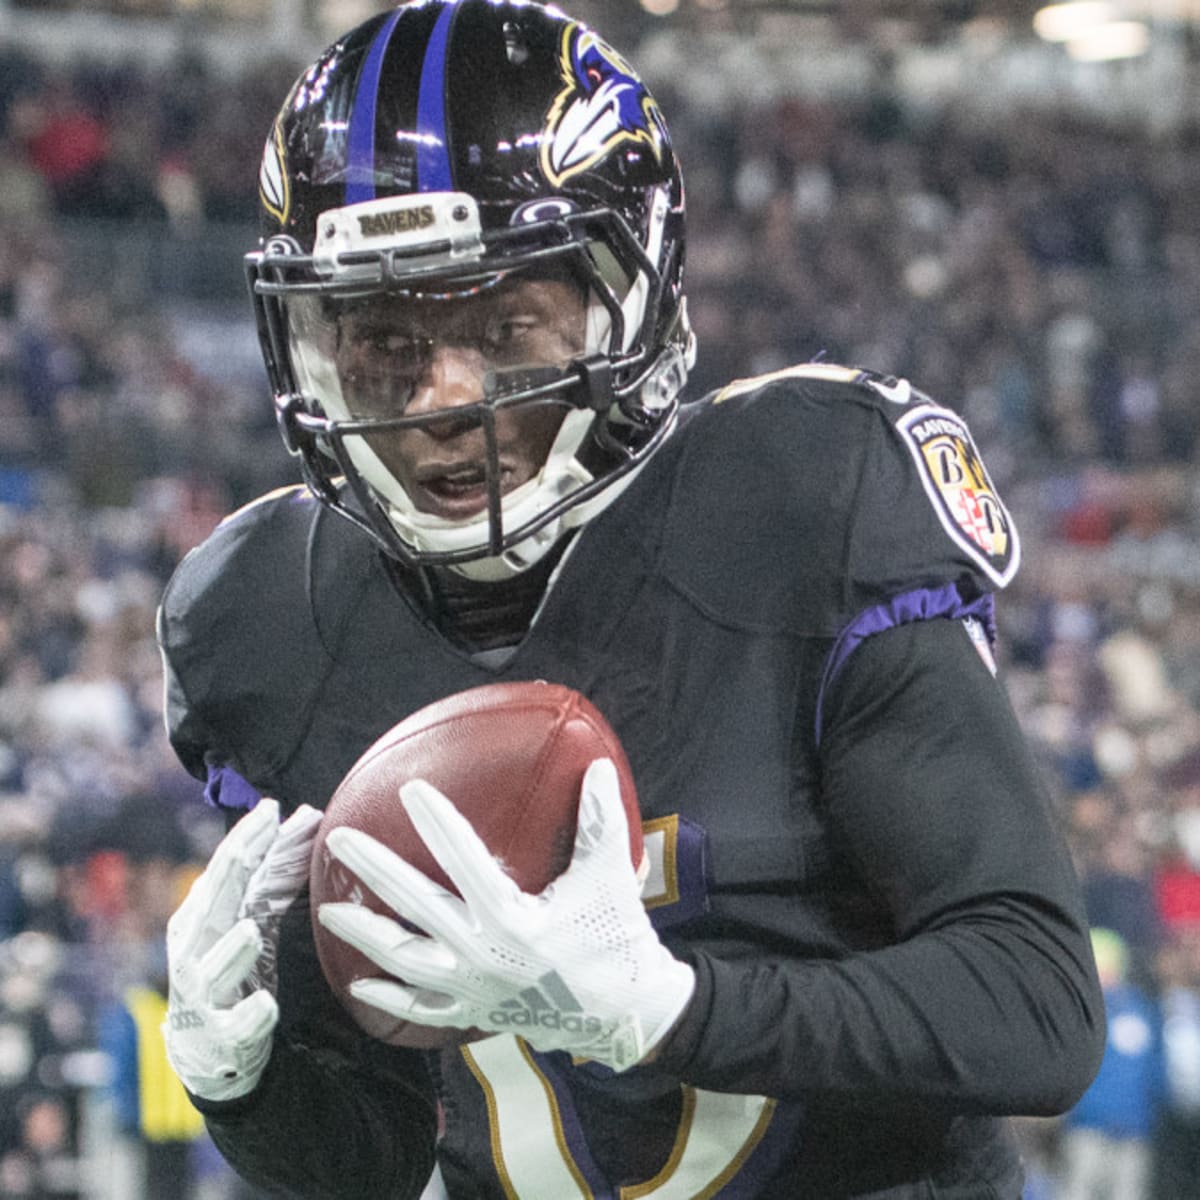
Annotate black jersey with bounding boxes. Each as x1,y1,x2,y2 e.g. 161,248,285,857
159,365,1103,1199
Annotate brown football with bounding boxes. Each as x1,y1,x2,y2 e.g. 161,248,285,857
309,680,641,1048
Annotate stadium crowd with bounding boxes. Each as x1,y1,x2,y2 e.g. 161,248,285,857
1,32,1200,1200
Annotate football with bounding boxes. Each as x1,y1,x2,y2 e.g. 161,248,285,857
309,680,641,1048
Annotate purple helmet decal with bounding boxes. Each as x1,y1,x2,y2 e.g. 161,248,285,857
541,23,666,188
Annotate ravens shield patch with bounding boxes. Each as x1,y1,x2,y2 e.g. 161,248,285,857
897,404,1019,587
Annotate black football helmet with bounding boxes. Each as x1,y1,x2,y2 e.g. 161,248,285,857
247,0,692,579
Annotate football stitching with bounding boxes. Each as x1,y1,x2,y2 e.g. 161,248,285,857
341,684,575,782
502,692,576,879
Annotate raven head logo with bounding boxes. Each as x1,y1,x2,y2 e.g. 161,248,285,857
540,24,666,188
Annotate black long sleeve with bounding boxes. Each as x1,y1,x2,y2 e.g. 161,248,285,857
656,616,1105,1114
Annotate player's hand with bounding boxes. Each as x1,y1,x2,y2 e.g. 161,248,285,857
318,758,695,1071
163,799,322,1101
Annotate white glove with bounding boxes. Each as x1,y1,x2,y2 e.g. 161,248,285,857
317,758,695,1072
163,798,322,1101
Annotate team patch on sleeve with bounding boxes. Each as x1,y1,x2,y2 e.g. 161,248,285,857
896,404,1019,586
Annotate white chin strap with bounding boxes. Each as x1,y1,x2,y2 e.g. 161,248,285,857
378,407,608,582
390,458,654,581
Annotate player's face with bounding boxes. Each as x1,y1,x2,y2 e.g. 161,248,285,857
324,275,587,521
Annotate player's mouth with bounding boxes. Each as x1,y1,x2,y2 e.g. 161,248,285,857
413,460,521,519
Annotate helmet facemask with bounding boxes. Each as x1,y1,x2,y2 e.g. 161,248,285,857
249,190,690,579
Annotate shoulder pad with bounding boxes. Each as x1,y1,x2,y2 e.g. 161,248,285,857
158,483,352,790
163,484,319,620
706,362,1018,588
213,482,314,533
663,362,1019,634
711,362,929,413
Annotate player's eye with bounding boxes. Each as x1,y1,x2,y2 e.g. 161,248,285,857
353,329,428,360
483,316,537,354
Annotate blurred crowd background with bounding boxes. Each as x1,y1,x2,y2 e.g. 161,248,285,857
3,2,1200,1197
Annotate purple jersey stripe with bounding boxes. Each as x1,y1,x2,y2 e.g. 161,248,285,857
714,1099,804,1198
345,8,406,205
526,1051,616,1197
203,763,263,811
527,1053,804,1197
416,2,456,192
648,814,710,934
814,584,996,747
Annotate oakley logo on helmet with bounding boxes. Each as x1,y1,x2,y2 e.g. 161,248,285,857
512,197,580,225
541,24,666,188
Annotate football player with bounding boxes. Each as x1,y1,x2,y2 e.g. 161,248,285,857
157,2,1104,1196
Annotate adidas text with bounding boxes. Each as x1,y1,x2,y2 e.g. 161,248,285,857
488,1008,604,1035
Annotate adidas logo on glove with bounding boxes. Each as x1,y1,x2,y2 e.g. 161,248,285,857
489,971,605,1037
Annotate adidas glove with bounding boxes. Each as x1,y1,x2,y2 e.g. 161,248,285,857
318,758,695,1071
163,798,322,1101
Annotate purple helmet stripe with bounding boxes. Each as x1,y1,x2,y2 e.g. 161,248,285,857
345,8,406,205
416,2,456,192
